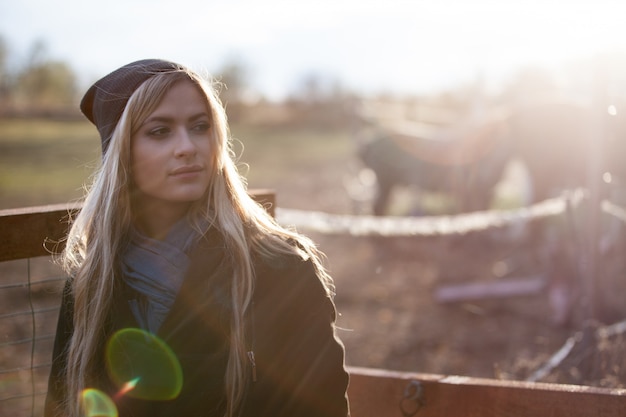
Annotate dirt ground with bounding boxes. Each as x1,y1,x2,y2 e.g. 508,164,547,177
261,151,626,390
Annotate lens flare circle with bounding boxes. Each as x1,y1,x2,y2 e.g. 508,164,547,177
106,328,183,400
81,388,118,417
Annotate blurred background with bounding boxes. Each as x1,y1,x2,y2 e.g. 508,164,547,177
3,0,626,100
3,0,626,395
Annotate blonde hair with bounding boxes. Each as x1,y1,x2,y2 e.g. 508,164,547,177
60,67,333,417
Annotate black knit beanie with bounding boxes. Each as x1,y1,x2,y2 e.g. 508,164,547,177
80,59,182,153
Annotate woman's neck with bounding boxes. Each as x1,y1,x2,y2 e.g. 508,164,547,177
133,200,191,240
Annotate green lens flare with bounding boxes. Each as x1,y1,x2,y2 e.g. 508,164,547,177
81,388,118,417
106,328,183,400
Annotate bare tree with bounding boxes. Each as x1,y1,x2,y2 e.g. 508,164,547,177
0,35,10,106
14,39,77,110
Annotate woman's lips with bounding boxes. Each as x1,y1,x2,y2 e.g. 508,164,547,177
170,165,203,177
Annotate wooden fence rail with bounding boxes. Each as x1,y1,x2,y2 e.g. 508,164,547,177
1,192,625,416
347,366,626,417
0,189,276,262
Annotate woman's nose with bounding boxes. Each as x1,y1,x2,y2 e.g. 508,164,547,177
174,128,197,156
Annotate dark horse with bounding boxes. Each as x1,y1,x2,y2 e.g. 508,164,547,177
356,112,513,216
358,99,626,216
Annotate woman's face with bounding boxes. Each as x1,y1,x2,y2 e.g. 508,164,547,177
130,80,213,214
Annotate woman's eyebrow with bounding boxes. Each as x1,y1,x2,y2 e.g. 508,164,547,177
188,112,210,122
142,112,209,126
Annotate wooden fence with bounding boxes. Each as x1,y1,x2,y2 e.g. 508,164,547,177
1,191,625,416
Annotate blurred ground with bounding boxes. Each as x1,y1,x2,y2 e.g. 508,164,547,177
255,144,626,389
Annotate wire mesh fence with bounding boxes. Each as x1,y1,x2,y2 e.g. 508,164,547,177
0,256,66,417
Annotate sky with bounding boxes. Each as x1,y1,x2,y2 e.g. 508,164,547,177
2,0,626,101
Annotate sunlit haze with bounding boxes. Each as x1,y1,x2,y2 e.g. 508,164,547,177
1,0,626,100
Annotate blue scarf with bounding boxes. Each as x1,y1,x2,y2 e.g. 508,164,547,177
122,218,204,333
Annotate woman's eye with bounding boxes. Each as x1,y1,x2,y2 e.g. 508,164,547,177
148,127,170,137
191,122,210,133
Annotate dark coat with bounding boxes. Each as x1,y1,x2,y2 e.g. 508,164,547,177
45,229,350,417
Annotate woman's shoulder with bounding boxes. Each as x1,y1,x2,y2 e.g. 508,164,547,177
254,247,312,275
254,246,331,299
195,227,331,299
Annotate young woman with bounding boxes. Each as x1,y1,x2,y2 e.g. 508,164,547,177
45,59,350,417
